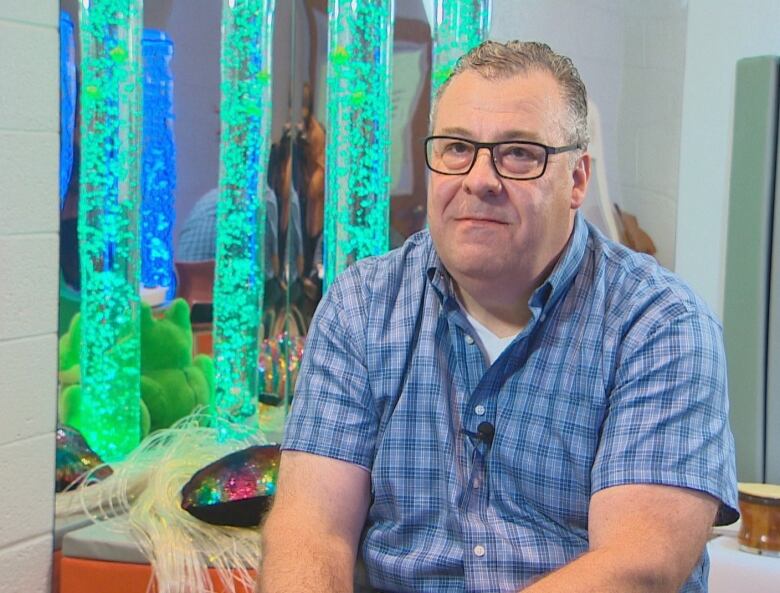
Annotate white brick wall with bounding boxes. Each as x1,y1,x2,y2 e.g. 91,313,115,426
616,2,687,270
0,1,59,590
490,0,687,270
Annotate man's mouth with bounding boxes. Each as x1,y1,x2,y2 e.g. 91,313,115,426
455,216,507,225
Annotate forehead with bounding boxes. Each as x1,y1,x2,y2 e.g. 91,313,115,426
433,69,566,141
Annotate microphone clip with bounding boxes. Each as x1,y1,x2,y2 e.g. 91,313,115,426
463,421,495,447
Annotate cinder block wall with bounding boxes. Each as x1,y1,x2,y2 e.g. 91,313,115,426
0,1,60,590
490,0,687,271
616,2,687,271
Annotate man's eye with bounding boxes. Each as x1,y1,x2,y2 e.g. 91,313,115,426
506,146,534,160
444,141,471,155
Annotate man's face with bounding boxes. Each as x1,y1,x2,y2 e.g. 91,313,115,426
427,69,590,289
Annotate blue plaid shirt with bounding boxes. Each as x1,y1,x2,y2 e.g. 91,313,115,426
176,187,281,279
283,213,739,593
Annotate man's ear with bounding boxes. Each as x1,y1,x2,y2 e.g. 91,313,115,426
570,152,591,210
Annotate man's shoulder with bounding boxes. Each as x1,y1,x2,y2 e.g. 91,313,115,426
192,188,220,210
583,221,719,327
181,189,219,229
334,229,434,297
314,230,434,341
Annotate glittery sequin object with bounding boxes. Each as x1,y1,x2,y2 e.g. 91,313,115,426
257,333,305,406
180,444,280,527
55,424,113,492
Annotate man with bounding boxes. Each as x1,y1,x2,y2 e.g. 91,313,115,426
258,41,738,593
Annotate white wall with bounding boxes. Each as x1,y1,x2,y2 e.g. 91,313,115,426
490,0,687,270
616,2,686,272
676,0,780,317
0,0,59,590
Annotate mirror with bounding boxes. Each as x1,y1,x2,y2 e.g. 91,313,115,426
56,0,435,437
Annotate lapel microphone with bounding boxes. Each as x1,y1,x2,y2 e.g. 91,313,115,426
464,421,495,447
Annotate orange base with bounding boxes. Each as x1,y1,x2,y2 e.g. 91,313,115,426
193,328,213,356
58,556,256,593
53,551,62,593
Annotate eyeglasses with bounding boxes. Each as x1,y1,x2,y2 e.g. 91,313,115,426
424,135,583,181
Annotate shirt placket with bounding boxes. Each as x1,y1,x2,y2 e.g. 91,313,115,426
448,315,505,592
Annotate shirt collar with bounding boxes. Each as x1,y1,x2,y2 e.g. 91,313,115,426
426,211,588,314
529,211,588,315
426,240,453,307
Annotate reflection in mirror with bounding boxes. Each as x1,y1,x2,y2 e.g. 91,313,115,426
54,5,296,590
55,0,294,548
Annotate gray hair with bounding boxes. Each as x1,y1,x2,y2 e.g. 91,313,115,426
431,40,590,149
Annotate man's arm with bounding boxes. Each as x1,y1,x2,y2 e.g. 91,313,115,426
257,450,371,593
521,483,718,593
522,304,736,592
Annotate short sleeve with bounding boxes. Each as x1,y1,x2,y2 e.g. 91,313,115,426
592,310,739,525
282,267,379,469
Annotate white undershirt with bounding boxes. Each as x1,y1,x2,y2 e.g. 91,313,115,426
450,294,518,366
464,311,518,365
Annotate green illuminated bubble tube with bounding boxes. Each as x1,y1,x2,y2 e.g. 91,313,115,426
212,0,276,440
324,0,394,289
77,0,144,462
431,0,492,96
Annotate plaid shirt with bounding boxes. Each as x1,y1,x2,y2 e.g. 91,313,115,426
283,213,739,593
176,187,281,278
177,188,220,261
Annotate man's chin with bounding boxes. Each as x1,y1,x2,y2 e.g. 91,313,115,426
445,256,508,285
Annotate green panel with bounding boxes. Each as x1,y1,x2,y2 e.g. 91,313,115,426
723,56,779,482
768,86,780,484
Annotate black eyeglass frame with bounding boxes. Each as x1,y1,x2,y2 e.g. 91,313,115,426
424,135,584,181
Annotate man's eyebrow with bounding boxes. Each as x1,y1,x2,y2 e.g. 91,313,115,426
435,126,473,137
435,127,545,142
500,129,545,142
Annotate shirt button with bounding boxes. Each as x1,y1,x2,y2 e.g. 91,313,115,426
474,404,485,416
472,478,481,489
473,545,486,557
465,334,475,345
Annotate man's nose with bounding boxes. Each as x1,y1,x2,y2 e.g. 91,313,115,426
463,147,502,195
